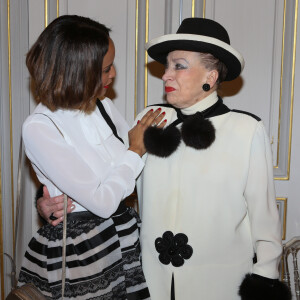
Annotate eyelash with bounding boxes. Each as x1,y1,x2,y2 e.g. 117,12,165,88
103,66,111,73
165,63,187,70
175,63,187,70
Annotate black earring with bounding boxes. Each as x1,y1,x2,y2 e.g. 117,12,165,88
202,83,210,92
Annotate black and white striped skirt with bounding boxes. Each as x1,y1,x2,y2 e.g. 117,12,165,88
18,202,150,299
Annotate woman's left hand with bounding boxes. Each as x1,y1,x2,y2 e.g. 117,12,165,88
37,185,75,226
128,108,166,157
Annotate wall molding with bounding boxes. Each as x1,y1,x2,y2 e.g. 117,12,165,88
276,197,288,240
272,0,298,180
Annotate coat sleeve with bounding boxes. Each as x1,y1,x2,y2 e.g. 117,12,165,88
244,121,282,279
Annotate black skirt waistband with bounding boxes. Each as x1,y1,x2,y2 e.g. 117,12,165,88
68,201,127,221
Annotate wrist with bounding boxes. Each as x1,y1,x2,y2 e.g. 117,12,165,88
128,146,143,157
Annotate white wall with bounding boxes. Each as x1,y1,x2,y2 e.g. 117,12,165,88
1,0,299,298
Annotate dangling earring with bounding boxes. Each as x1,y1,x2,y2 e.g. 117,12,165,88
202,83,210,92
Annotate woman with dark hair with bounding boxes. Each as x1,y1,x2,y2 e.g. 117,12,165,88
18,15,164,299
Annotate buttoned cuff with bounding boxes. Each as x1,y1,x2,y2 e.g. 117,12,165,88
122,150,145,178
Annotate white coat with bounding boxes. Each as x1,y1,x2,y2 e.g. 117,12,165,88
136,92,282,300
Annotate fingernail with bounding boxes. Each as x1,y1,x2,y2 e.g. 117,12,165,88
162,112,166,115
164,119,167,122
137,120,140,124
158,108,162,111
150,109,154,112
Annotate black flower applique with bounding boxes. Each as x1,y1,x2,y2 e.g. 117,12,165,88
155,231,193,267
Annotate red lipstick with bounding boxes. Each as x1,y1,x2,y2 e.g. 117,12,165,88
104,85,109,89
165,86,175,93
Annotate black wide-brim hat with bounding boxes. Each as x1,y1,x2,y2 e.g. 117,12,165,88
146,18,245,81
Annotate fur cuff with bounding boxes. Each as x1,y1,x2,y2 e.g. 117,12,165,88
238,273,292,300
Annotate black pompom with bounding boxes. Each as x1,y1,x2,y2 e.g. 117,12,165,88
144,126,181,157
239,273,292,300
181,114,215,149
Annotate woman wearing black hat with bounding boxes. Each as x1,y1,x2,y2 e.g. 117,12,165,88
135,18,291,300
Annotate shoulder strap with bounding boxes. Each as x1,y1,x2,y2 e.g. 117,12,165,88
96,99,124,144
33,113,67,298
61,194,67,299
36,113,65,137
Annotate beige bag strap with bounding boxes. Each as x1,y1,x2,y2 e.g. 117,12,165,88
36,113,67,299
38,113,65,137
62,194,67,298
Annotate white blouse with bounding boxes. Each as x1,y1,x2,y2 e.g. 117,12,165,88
23,98,144,218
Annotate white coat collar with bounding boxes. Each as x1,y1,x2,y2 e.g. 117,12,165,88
181,91,218,115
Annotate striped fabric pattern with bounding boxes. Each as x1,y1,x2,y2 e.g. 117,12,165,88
18,204,150,299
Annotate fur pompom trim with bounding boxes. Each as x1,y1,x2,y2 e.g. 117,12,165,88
144,126,181,158
238,273,292,300
181,114,215,149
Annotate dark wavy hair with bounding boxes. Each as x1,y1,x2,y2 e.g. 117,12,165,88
26,15,110,112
